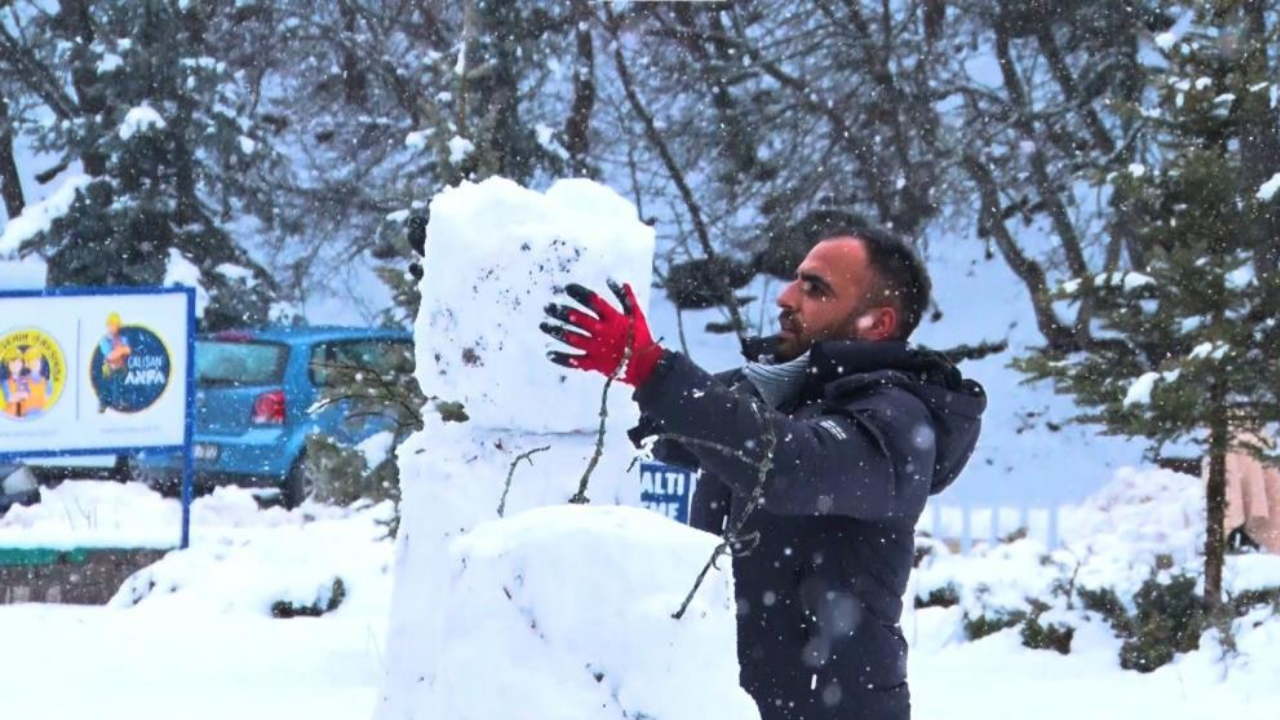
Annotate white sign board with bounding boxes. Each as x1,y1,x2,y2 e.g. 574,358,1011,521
0,288,193,458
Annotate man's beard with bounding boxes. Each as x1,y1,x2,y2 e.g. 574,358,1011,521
775,312,806,361
775,305,871,361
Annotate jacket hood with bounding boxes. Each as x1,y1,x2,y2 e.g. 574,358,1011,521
742,336,987,495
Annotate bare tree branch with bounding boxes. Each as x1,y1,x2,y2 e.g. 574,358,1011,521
605,5,747,339
498,445,550,518
963,153,1075,350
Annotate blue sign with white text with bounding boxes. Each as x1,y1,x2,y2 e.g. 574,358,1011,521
640,461,695,524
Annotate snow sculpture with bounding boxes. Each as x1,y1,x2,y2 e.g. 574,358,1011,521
375,178,758,720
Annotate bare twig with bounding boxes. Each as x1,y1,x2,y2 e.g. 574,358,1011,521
568,317,635,504
671,400,776,620
497,445,551,518
308,358,424,428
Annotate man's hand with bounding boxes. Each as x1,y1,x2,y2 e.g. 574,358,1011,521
540,280,663,387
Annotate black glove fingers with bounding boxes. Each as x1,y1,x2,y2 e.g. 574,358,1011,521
544,302,597,332
546,350,584,369
606,279,634,314
539,321,591,349
565,282,621,320
544,303,576,324
564,284,602,313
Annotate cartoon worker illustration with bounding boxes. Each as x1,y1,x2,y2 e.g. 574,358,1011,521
0,329,65,421
2,346,29,418
18,346,49,417
99,312,132,413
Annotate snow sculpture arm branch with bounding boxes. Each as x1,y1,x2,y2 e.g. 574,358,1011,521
568,314,634,504
669,398,776,620
498,445,551,518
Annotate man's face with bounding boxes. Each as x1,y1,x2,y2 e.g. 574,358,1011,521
773,238,898,361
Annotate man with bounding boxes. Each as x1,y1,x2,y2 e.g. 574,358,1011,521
98,312,131,413
541,226,985,720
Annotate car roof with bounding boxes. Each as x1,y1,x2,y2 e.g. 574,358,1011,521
203,325,413,346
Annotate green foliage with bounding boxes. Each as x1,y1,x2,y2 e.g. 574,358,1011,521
1021,616,1074,655
10,2,286,328
1011,6,1280,609
1119,573,1205,673
1019,598,1074,654
1230,587,1280,616
305,434,400,508
1078,586,1136,638
1014,5,1280,448
915,583,960,610
270,578,346,619
962,610,1027,641
307,340,423,523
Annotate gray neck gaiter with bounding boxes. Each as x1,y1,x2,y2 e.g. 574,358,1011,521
742,351,811,409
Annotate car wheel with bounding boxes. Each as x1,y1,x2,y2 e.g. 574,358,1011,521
282,455,315,510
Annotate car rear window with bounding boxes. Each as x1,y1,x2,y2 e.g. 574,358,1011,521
310,340,413,386
196,341,287,386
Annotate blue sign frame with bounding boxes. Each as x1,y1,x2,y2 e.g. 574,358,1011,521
0,285,197,548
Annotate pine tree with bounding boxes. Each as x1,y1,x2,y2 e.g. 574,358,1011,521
2,1,285,328
1017,3,1280,610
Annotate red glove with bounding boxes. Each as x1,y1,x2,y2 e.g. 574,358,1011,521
541,280,663,387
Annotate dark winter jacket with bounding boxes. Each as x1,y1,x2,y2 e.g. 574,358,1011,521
632,338,986,720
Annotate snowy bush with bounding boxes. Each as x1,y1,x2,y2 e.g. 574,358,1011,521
914,466,1280,669
305,434,400,509
962,609,1026,641
1118,573,1205,673
271,578,346,619
1019,600,1075,655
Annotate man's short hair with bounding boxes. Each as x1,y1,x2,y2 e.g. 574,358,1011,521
819,226,931,340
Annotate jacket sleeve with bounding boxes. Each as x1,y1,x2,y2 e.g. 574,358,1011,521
633,351,935,521
688,473,732,534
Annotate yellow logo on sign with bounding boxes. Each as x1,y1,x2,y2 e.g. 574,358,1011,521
0,328,66,420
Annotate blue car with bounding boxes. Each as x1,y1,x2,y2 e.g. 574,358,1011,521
131,326,414,507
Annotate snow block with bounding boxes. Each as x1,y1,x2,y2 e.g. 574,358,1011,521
416,177,655,432
414,505,759,720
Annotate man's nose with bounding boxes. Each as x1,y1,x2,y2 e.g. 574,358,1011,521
777,281,799,310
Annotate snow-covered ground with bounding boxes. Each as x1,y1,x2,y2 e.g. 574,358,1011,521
2,473,1278,720
0,482,393,720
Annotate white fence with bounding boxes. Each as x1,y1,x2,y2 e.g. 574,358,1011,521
918,502,1065,553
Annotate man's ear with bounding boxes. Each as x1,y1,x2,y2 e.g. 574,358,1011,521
856,306,899,341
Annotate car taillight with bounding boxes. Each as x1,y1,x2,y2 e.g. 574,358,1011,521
251,390,285,425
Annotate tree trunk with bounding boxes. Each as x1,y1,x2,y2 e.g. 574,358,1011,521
562,0,595,177
59,0,108,177
1204,403,1229,611
0,95,24,219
